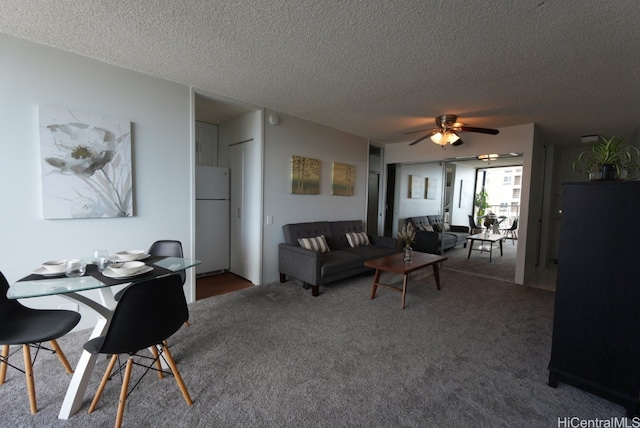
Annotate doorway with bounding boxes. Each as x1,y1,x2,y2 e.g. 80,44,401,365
388,156,523,283
367,145,383,235
196,272,253,300
383,163,396,237
441,160,523,283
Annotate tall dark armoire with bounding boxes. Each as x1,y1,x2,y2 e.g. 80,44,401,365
548,181,640,416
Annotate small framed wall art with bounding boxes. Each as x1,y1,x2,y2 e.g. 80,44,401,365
331,162,355,196
408,174,423,199
290,155,320,194
425,177,437,200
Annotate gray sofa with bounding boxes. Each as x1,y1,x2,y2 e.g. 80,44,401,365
278,220,398,296
406,215,469,254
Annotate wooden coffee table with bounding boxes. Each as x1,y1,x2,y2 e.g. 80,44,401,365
366,252,447,310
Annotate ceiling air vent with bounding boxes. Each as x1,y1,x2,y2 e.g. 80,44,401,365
581,135,599,144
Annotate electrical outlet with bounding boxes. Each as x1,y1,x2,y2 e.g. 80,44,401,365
266,215,273,225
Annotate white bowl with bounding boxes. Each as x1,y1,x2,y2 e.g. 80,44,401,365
109,261,145,276
42,259,67,274
115,250,145,261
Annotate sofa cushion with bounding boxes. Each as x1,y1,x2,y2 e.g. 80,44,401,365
407,216,430,231
441,233,457,248
283,222,334,247
330,220,367,250
298,235,330,253
342,244,396,261
427,215,444,229
434,221,451,232
320,250,363,277
445,231,469,244
346,232,370,247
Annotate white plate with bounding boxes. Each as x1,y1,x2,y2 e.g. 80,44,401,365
113,252,150,262
32,266,65,277
102,265,153,279
41,259,68,274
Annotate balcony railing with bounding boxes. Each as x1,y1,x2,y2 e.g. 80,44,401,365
472,204,520,227
486,204,520,217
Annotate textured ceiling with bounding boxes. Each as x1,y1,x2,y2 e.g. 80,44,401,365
2,1,639,147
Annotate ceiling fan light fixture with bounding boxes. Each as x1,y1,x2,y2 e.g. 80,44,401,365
478,153,499,162
408,114,498,147
430,130,459,146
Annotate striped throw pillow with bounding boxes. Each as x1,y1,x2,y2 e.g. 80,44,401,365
420,224,434,232
345,232,370,248
298,235,330,253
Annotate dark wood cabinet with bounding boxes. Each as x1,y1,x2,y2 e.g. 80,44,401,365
548,181,640,416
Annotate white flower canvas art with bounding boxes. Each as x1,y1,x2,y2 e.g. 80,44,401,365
39,106,133,219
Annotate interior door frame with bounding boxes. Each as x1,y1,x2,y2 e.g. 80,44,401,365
229,138,262,285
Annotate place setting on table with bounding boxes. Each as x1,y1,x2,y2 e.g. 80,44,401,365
10,249,194,300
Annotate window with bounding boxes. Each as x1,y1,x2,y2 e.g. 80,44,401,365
514,175,521,186
503,176,512,185
512,188,520,199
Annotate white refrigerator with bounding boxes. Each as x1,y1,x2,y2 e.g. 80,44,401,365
195,166,230,275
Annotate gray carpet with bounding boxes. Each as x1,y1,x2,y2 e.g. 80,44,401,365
3,270,622,427
442,239,517,283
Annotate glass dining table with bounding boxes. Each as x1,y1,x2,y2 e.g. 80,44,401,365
7,256,200,420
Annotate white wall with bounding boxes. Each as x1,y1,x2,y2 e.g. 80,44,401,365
389,161,477,237
518,126,546,283
262,110,369,284
1,35,193,330
449,163,477,227
394,162,444,233
549,145,589,260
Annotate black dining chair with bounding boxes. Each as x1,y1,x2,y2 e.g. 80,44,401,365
502,218,519,244
0,271,81,414
113,239,185,302
84,274,193,428
468,215,483,235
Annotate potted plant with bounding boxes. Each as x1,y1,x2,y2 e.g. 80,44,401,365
572,136,640,180
398,222,415,261
474,187,490,223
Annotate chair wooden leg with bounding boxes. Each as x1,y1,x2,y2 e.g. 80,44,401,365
0,344,8,384
115,358,133,428
23,345,37,414
50,340,74,374
150,346,164,379
184,320,190,327
162,345,193,406
89,354,119,413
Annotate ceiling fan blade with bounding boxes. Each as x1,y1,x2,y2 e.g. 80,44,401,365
404,127,436,135
459,126,499,135
409,133,432,146
451,138,464,146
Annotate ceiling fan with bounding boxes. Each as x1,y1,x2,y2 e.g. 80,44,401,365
408,114,499,147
